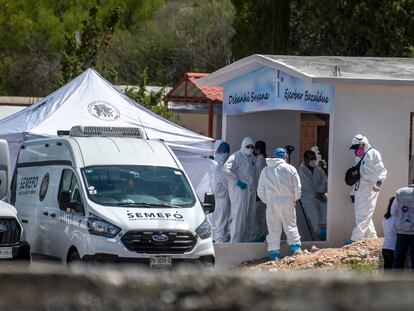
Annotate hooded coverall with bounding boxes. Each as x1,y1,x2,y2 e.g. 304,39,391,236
298,163,327,235
223,137,256,242
212,147,230,242
257,158,302,251
351,137,387,241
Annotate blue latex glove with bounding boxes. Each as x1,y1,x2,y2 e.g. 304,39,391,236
236,180,247,189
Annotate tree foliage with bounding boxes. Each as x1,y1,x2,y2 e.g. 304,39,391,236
231,0,290,59
106,0,235,86
1,0,414,99
289,0,414,56
231,0,414,58
0,0,163,96
124,68,175,122
59,5,121,85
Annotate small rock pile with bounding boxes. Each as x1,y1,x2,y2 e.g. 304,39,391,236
244,238,383,272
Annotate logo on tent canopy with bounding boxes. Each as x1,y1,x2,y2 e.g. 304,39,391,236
88,101,120,121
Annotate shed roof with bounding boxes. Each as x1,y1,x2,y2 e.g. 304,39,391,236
198,54,414,86
165,72,223,103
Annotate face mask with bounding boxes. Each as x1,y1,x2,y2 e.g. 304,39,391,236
215,153,228,162
355,148,365,158
244,148,253,156
309,160,317,168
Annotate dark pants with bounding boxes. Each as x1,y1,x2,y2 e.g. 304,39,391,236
382,248,394,269
392,234,414,269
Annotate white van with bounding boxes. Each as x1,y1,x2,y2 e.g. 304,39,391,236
0,140,30,262
10,126,215,267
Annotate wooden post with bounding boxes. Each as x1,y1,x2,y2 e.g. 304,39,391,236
208,100,214,138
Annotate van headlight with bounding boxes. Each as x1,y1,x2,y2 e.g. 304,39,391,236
87,213,121,238
195,217,212,239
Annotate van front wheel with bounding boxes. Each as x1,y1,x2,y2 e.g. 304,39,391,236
67,250,81,264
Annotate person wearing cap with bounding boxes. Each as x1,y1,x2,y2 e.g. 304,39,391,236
212,141,231,243
347,134,387,244
223,137,256,242
257,148,302,260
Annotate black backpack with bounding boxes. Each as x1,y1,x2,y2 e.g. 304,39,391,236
345,149,370,186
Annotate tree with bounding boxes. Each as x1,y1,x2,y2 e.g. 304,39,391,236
230,0,414,59
124,68,176,123
105,0,235,86
0,0,164,95
0,0,68,95
231,0,290,59
59,6,121,85
289,0,414,56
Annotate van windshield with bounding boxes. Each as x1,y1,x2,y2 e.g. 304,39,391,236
81,166,196,208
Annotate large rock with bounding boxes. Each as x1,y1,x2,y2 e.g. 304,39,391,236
0,264,412,311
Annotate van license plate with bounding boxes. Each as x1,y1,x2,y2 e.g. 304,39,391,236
0,247,12,259
150,256,172,268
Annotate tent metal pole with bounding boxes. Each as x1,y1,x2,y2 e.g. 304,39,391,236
208,100,213,138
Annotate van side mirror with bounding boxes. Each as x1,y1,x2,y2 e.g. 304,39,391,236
0,140,11,200
202,193,215,214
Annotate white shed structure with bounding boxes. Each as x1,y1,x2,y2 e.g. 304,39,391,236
200,55,414,265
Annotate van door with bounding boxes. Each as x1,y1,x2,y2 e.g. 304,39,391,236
36,167,62,260
53,169,87,261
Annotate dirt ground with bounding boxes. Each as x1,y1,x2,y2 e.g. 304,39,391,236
243,238,384,272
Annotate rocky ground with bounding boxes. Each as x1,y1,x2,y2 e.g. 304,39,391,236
1,260,414,311
2,239,414,310
243,238,383,272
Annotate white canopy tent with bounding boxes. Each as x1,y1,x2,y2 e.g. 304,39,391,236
0,68,215,198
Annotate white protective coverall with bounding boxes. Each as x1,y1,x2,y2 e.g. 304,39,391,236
212,153,230,242
257,158,302,251
223,137,256,242
298,163,327,234
351,136,387,241
249,153,267,241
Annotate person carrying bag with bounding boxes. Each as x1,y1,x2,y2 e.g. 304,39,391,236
345,148,370,189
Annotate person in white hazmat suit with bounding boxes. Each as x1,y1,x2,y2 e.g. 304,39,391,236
257,148,302,260
223,137,256,242
249,140,268,241
212,141,231,242
347,134,387,243
298,150,328,240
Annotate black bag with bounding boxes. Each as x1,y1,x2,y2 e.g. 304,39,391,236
345,150,369,186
